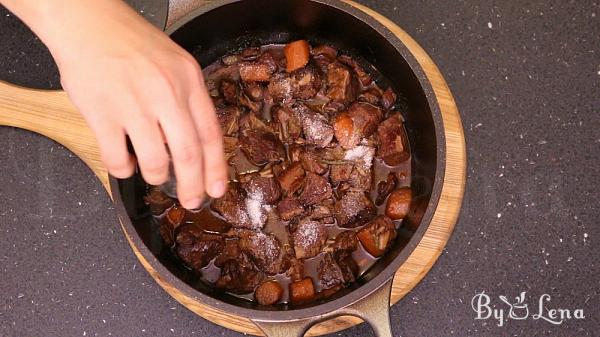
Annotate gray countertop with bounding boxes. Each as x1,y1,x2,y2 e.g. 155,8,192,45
0,1,598,336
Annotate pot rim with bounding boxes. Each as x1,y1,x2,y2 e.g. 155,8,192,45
110,0,446,322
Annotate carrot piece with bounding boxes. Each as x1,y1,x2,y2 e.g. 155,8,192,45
255,280,284,305
284,40,310,72
289,277,316,304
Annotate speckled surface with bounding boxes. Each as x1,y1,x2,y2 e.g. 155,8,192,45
0,1,598,336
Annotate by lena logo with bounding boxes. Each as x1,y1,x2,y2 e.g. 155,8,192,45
471,291,585,327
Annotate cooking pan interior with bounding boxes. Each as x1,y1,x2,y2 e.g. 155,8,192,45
117,0,440,311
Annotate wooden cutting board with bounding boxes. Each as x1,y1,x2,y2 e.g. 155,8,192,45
0,1,466,335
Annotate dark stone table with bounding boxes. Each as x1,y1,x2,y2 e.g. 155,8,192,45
1,1,598,336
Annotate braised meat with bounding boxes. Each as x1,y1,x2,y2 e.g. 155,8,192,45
217,106,241,136
216,258,264,294
277,162,306,195
146,40,413,306
239,129,285,166
144,187,174,215
325,62,358,104
240,173,281,204
277,197,305,221
175,224,224,271
292,103,334,148
357,215,397,257
291,218,328,259
376,114,410,166
375,172,398,206
238,230,285,275
334,191,376,228
298,172,332,206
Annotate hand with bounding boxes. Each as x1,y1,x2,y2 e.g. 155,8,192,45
8,0,228,209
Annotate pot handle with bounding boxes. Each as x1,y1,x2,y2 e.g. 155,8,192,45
164,0,214,30
251,278,394,337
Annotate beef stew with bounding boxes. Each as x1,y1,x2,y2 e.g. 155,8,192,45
144,40,413,306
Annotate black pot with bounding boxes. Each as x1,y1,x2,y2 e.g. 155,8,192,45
111,1,446,336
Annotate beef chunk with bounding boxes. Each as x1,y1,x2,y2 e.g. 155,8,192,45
275,106,302,142
277,162,306,195
334,191,376,228
333,250,358,283
330,163,354,186
318,253,345,289
159,206,186,245
175,224,224,271
216,259,264,294
211,183,253,229
357,215,397,257
325,62,358,104
385,187,412,220
291,218,328,259
311,45,338,61
291,65,321,99
338,54,372,87
214,238,242,267
298,172,332,206
333,102,381,149
217,106,241,136
347,102,382,139
358,87,382,105
347,165,373,192
332,230,359,252
289,277,316,304
239,130,285,166
286,257,305,282
292,103,334,148
311,198,335,224
375,172,398,205
239,111,272,133
144,188,175,215
238,230,284,275
241,174,281,204
268,73,295,104
255,280,284,305
376,114,410,166
239,52,277,83
380,87,397,110
277,197,305,221
221,53,241,66
299,147,327,175
243,82,265,102
239,63,274,82
220,80,238,104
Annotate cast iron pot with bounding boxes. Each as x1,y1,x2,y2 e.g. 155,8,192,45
111,1,446,336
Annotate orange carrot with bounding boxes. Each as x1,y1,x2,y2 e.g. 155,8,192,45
284,40,310,72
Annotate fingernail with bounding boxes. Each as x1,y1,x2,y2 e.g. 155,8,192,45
209,180,226,198
183,197,203,210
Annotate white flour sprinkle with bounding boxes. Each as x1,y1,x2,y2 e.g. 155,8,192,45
245,190,265,228
295,220,322,248
344,145,375,169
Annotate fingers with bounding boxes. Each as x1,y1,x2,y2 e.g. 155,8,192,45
158,105,206,210
188,70,228,199
95,123,136,179
125,112,170,186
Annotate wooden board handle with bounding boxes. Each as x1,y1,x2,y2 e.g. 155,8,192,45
0,80,110,193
